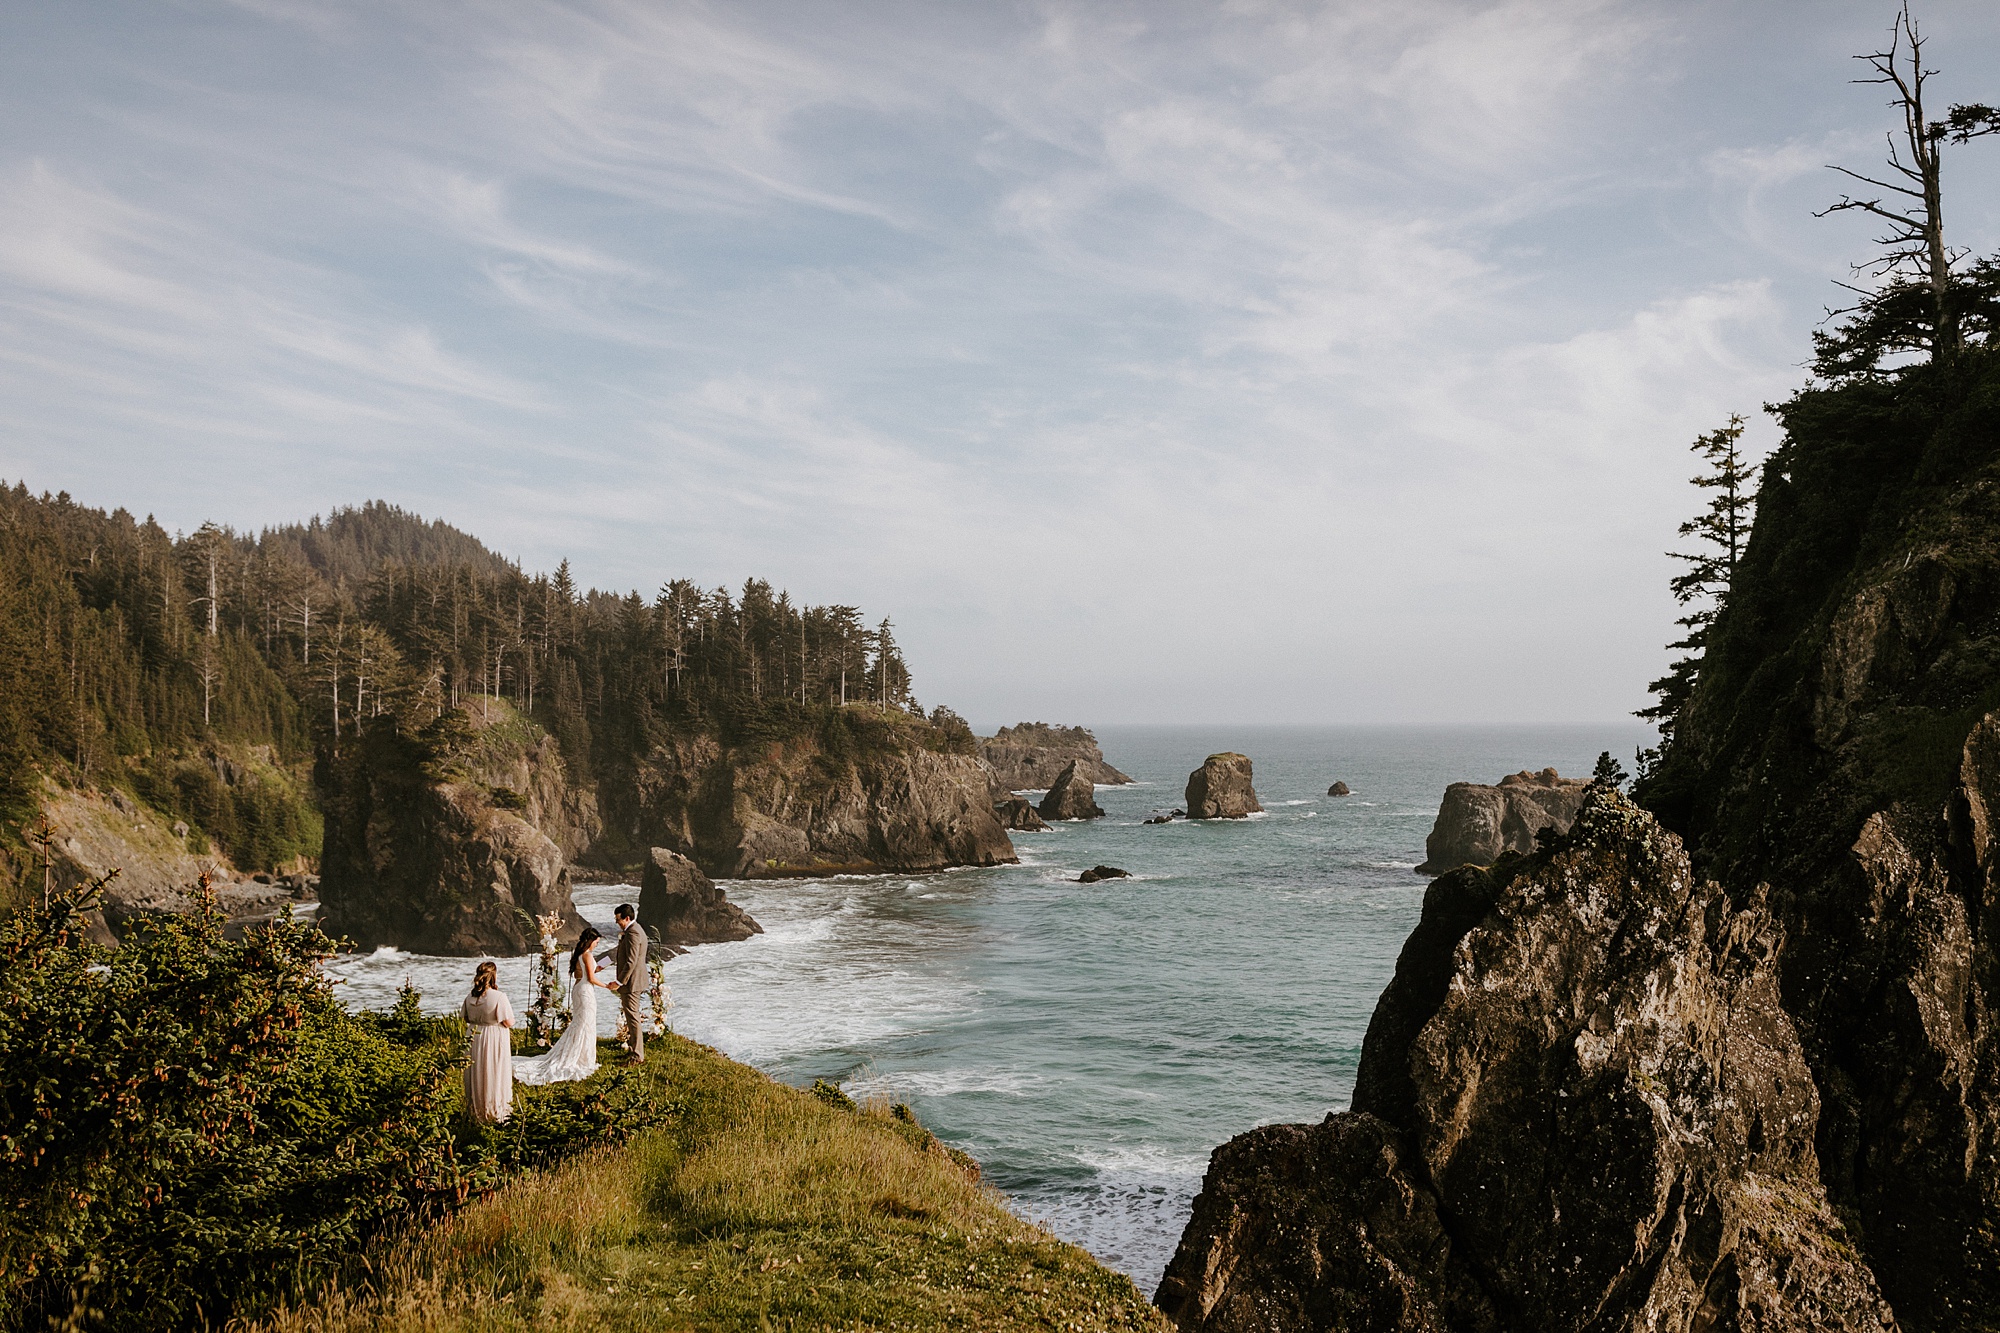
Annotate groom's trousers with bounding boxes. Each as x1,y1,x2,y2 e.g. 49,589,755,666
621,986,644,1060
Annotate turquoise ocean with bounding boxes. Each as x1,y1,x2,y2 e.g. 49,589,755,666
324,723,1651,1291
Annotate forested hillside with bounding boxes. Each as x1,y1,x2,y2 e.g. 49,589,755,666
0,486,962,909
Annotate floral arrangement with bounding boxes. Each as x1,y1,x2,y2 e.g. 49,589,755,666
524,910,568,1048
647,955,673,1037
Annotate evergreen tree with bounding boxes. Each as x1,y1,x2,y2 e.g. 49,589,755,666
1639,416,1756,755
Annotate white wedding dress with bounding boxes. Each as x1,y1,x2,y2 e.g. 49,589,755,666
512,960,601,1086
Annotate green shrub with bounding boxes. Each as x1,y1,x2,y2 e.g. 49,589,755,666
0,873,662,1331
811,1077,857,1111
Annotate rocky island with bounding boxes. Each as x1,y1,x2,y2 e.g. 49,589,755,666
1185,753,1261,819
637,846,761,946
981,722,1133,790
1414,767,1589,873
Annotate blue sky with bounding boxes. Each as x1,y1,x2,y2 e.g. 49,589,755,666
5,1,1999,726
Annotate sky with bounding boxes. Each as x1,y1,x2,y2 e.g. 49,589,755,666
4,1,1999,727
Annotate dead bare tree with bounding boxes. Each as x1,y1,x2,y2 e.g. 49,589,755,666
196,639,220,728
1819,2,2000,362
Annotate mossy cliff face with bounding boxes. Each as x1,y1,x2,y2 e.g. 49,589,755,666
1628,357,2000,1330
445,701,601,863
1166,358,2000,1331
1159,793,1893,1332
625,717,1017,878
316,713,587,956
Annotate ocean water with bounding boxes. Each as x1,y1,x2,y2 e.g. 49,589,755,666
323,723,1650,1292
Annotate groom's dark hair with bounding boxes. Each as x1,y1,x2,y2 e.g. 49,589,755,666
615,903,635,922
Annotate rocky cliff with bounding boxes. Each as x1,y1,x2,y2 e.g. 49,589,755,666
1624,359,2000,1330
1185,753,1261,819
316,713,587,955
980,722,1132,790
1164,358,2000,1329
1415,768,1590,873
1159,791,1894,1331
447,702,601,862
622,710,1017,879
26,747,322,944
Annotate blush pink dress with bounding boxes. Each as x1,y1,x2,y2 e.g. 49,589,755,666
461,986,516,1124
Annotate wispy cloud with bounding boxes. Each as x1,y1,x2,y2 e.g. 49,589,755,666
3,0,1993,720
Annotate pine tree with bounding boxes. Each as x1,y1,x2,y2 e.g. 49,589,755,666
1639,415,1755,754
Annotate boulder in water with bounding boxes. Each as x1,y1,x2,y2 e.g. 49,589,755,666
1327,781,1350,796
1078,865,1130,883
1185,753,1261,819
1038,759,1105,821
994,795,1051,832
638,847,762,946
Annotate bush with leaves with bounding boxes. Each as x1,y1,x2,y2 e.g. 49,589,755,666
0,869,687,1331
0,876,488,1330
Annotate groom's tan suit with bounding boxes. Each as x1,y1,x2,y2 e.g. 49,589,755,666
614,919,649,1061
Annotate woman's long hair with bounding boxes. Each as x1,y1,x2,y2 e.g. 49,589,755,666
471,960,498,998
570,927,600,981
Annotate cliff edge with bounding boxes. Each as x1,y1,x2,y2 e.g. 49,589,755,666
624,708,1017,879
1159,791,1893,1331
316,706,588,955
1628,356,2000,1328
1164,355,2000,1330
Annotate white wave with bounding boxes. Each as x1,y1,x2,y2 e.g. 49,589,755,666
1072,1143,1209,1177
845,1067,1049,1099
1278,799,1315,807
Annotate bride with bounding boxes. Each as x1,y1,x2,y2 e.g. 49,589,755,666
513,926,614,1086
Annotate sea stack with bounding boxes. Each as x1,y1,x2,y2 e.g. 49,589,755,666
1037,759,1105,821
981,722,1133,790
1185,753,1261,819
637,847,762,947
1416,767,1589,873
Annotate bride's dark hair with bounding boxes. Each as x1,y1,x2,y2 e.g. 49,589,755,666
471,960,498,997
569,927,600,981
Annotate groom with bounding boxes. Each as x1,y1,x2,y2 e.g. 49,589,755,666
605,903,650,1064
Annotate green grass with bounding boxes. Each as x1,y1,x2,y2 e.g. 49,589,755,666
252,1034,1169,1332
